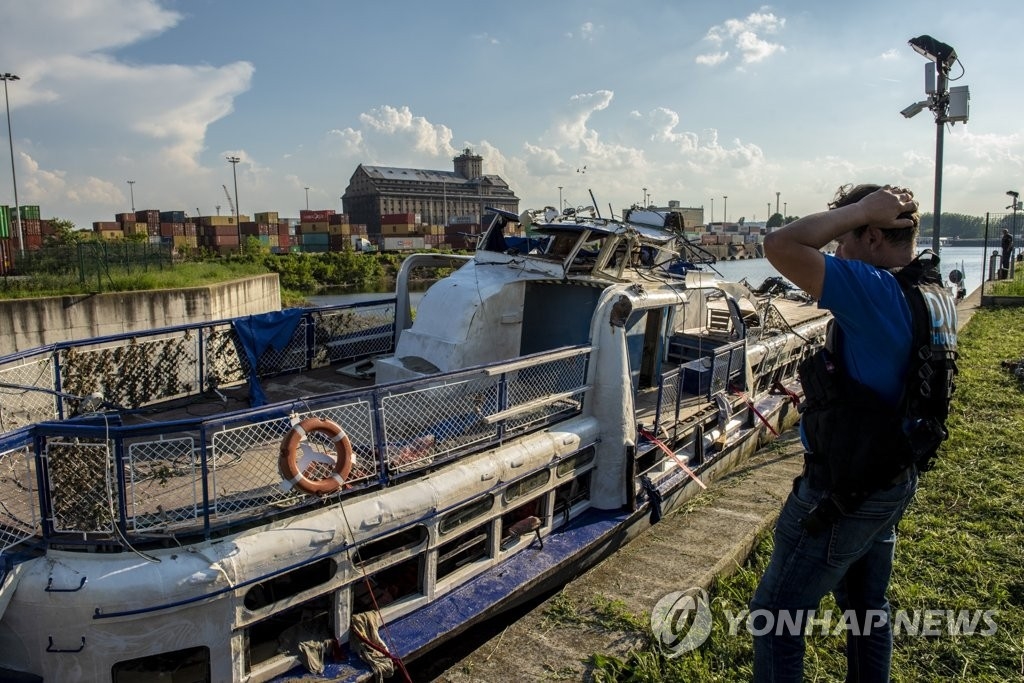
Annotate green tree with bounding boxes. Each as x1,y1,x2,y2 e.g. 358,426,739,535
43,218,84,246
766,212,783,228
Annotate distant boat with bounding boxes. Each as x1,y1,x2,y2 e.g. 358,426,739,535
0,206,830,682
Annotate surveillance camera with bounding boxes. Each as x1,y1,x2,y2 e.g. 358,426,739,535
900,101,928,119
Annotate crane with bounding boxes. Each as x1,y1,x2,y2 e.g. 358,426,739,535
222,184,236,217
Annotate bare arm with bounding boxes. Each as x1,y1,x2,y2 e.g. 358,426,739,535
762,187,918,299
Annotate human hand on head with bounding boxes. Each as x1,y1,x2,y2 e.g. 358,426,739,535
860,185,919,229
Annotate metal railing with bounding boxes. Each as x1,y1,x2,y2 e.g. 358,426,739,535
0,341,591,553
0,299,398,431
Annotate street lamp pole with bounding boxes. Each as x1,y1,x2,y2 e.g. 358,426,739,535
643,187,648,207
226,155,240,247
304,186,309,210
723,195,728,224
775,191,780,217
905,35,969,254
710,197,714,225
2,72,22,253
558,186,563,215
127,180,135,212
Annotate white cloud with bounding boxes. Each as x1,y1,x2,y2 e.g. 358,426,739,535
697,11,786,66
359,105,457,158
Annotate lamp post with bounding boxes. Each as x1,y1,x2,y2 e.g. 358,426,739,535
710,197,714,225
2,72,22,253
723,195,728,224
768,202,772,221
775,191,780,217
558,186,563,215
904,35,969,254
1009,191,1020,276
226,155,240,247
784,202,787,221
643,187,648,207
127,180,135,212
304,186,309,210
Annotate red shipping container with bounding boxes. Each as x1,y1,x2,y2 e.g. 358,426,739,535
23,219,42,236
299,209,335,223
25,233,43,250
382,212,416,225
329,213,349,225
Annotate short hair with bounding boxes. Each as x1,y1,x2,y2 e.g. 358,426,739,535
829,183,919,246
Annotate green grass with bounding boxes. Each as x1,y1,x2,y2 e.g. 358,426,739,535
589,306,1024,681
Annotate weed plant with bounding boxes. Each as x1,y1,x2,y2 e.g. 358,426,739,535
588,306,1024,681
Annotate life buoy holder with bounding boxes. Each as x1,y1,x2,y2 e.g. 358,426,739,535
278,417,353,495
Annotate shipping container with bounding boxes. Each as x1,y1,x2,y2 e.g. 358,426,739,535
22,220,41,236
254,211,279,224
159,210,186,223
0,205,8,238
328,213,349,225
382,236,426,251
135,209,159,223
19,205,41,220
200,216,237,226
115,212,136,224
381,224,417,236
299,221,331,233
159,222,185,237
299,209,335,223
99,229,124,240
93,221,120,231
382,212,418,225
299,232,330,246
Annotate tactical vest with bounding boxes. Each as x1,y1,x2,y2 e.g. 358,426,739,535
797,250,958,496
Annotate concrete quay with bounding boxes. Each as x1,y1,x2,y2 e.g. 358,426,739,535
427,287,983,683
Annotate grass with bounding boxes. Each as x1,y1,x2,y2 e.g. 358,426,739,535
587,305,1024,681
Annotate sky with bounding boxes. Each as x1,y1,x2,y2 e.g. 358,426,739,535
1,0,1022,231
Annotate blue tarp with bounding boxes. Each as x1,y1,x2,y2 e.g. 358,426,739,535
231,308,305,407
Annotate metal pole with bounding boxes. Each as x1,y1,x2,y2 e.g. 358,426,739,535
2,73,22,253
710,198,713,224
931,67,948,254
723,195,728,224
226,155,240,248
127,180,135,212
775,191,780,217
304,186,309,210
558,186,562,214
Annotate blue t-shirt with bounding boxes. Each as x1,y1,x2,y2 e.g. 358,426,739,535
818,255,913,406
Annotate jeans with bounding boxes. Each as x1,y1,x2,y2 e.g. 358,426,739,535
750,471,918,682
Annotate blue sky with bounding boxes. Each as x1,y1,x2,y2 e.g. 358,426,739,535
1,0,1021,230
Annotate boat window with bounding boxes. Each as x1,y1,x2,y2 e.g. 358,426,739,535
500,497,547,547
439,494,495,535
503,469,551,504
352,555,423,611
243,557,336,611
553,471,593,525
436,521,492,581
352,526,428,567
245,594,332,672
112,646,210,682
556,446,596,477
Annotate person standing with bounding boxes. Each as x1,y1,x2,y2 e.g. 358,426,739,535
1001,228,1013,274
751,184,958,681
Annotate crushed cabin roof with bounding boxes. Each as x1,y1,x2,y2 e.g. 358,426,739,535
530,218,678,245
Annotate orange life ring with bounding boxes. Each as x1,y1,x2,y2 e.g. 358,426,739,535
278,417,354,495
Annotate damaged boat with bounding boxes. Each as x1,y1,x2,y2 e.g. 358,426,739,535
0,206,830,682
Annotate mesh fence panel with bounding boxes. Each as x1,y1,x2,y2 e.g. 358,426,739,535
504,353,588,433
380,376,499,473
312,304,396,367
45,439,116,534
0,353,58,429
58,333,201,411
0,445,40,552
126,437,199,532
209,398,377,519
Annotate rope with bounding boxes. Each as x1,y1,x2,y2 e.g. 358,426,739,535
730,385,779,437
637,425,707,490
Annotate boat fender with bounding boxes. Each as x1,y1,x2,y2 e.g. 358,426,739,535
278,417,354,495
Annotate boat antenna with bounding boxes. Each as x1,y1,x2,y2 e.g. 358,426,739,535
589,189,602,219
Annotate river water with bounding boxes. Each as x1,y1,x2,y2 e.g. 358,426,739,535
307,246,995,309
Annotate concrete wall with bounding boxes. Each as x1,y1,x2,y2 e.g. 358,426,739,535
0,274,281,356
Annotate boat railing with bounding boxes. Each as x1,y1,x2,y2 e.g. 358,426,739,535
651,337,746,441
0,298,399,432
0,344,592,554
